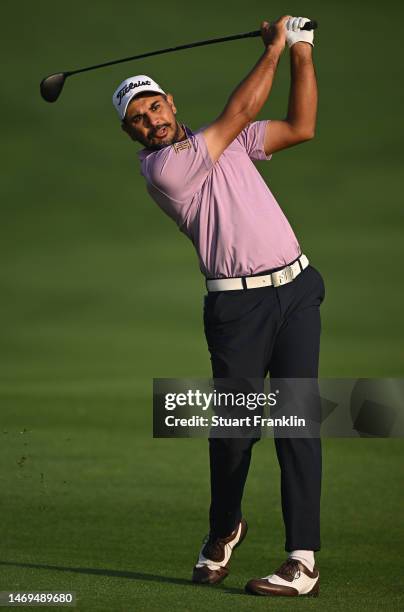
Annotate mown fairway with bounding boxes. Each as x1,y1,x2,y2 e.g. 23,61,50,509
1,0,403,610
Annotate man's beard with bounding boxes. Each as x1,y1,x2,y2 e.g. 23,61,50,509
145,122,182,151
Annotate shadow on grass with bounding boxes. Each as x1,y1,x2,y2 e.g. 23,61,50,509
0,560,244,595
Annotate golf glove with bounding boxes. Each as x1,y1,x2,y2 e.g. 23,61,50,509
285,16,314,48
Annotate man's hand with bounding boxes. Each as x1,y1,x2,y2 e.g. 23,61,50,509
261,16,291,51
285,16,314,48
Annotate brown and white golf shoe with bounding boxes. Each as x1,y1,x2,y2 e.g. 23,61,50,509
192,519,248,585
245,557,319,597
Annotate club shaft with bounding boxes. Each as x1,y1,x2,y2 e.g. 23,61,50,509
66,21,317,77
66,31,260,77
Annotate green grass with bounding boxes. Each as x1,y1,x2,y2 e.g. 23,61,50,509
1,0,404,609
1,401,403,610
1,396,403,610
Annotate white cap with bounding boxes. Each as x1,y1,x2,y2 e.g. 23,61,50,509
112,75,166,121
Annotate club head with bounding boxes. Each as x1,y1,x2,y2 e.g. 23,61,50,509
40,73,67,103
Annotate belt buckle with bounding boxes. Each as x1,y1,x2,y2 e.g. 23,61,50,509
272,265,293,287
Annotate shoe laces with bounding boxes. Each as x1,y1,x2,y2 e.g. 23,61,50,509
276,558,301,581
201,533,227,561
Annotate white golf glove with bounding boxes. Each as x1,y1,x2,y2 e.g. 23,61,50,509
285,16,314,48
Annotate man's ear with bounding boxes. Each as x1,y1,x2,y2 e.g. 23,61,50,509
165,93,177,115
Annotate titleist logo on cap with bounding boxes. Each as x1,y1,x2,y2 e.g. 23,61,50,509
116,80,152,106
112,75,166,120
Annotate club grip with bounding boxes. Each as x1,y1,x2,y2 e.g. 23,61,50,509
301,20,318,31
246,19,318,39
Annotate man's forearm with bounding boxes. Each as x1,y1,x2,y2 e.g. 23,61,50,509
286,44,318,138
202,16,290,161
224,44,283,122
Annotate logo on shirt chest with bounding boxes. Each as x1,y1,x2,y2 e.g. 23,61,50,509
173,139,192,154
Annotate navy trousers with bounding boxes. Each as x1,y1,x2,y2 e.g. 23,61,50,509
203,262,326,551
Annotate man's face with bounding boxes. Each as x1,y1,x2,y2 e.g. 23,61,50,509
122,92,181,150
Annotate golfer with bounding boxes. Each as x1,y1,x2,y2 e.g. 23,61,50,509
113,15,324,597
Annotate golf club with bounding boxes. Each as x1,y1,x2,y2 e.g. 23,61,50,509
40,21,318,103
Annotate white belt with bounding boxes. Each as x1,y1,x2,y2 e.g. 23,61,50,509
206,254,309,292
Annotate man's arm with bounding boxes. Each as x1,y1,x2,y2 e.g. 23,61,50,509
202,16,290,163
264,43,318,154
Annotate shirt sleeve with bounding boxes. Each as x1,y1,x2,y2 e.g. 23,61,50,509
237,120,272,161
144,132,214,203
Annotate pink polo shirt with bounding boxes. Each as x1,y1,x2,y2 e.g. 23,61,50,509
138,121,301,279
